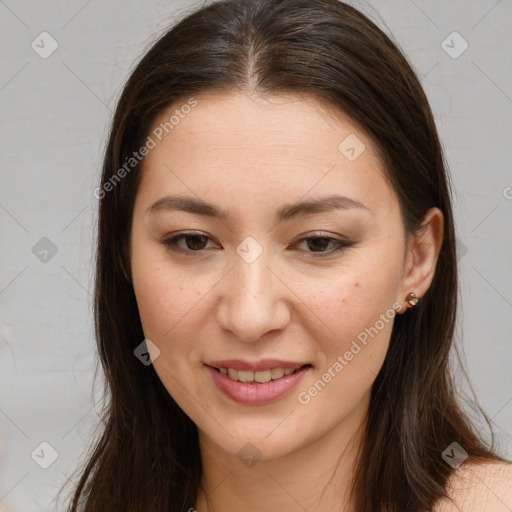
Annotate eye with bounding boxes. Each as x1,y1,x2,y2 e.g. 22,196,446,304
161,231,353,257
293,232,353,256
162,232,219,253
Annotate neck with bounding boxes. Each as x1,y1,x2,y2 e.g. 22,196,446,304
195,392,369,512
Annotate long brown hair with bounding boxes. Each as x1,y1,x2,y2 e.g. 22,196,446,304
61,0,508,510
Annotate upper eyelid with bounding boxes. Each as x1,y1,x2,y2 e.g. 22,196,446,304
164,230,346,242
162,231,350,252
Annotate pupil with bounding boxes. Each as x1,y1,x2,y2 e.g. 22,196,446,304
308,237,329,252
187,235,207,250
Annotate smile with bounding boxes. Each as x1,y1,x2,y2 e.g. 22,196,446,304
205,364,312,404
216,366,301,382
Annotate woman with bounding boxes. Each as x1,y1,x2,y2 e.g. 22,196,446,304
63,0,512,510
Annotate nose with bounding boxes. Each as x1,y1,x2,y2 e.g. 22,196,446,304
215,244,291,343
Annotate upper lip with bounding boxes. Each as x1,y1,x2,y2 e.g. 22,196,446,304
205,359,310,372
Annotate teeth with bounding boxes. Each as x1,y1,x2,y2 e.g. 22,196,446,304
238,370,253,382
218,366,302,382
254,369,271,383
271,368,284,379
227,368,238,380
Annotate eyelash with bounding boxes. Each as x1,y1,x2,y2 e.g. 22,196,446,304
161,231,353,257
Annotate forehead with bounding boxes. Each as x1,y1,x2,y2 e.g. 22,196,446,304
137,91,396,215
149,90,372,156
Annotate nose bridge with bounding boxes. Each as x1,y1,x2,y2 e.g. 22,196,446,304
217,237,289,342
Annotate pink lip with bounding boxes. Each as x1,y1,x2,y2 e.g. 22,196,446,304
205,364,311,405
205,359,308,372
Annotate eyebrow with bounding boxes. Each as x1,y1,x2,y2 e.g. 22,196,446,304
147,194,370,223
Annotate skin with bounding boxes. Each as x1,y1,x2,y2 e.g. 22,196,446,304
129,91,444,512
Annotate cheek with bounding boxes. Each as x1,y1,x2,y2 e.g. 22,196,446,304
132,264,210,408
130,240,203,345
295,276,396,416
133,270,205,345
293,263,398,342
290,262,400,401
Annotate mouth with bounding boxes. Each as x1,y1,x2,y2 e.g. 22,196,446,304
205,363,312,405
206,364,312,384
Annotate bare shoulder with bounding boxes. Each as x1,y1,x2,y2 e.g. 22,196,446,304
433,460,512,512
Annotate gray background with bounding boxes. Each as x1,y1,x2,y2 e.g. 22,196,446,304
1,1,511,510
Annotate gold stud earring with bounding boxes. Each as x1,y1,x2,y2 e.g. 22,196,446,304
405,291,418,308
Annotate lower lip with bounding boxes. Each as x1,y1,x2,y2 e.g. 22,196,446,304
205,365,311,405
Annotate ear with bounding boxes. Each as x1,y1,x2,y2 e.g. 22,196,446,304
396,207,444,314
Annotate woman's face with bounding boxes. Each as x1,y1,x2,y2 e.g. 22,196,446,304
129,91,426,460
